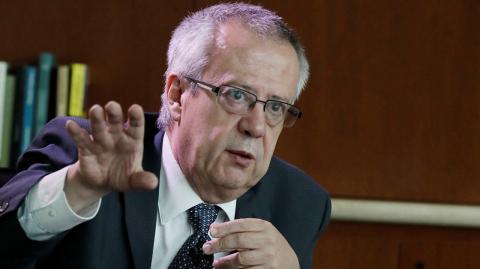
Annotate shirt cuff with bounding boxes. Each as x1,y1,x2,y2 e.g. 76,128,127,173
18,165,102,241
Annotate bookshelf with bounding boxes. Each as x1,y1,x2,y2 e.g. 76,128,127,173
0,1,193,113
0,1,193,168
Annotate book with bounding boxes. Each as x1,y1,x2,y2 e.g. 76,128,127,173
0,75,16,167
68,63,88,117
0,61,8,165
47,64,58,121
14,66,37,155
33,52,55,136
56,65,70,116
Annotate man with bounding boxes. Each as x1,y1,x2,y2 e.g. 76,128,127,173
0,3,330,269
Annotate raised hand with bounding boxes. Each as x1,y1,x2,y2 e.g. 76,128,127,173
64,101,158,212
203,218,300,269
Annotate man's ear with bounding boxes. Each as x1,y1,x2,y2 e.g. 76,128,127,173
165,74,184,122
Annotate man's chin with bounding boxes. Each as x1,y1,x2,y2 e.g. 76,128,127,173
200,179,256,204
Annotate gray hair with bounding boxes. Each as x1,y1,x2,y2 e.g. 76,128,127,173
157,2,310,129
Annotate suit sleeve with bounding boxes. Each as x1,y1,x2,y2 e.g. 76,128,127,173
299,192,332,269
318,194,332,236
0,117,87,267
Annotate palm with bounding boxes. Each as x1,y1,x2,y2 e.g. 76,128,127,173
80,133,142,190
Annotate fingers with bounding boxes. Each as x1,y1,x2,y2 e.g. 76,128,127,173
213,252,241,268
90,102,144,145
66,119,93,156
213,251,263,269
205,219,287,268
89,101,125,142
125,104,145,140
105,101,124,133
91,102,144,142
210,218,266,238
203,231,266,254
67,102,145,158
89,104,109,145
205,219,269,254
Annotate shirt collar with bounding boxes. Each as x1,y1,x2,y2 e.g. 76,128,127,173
158,134,236,225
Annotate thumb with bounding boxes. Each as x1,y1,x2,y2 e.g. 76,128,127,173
128,171,159,190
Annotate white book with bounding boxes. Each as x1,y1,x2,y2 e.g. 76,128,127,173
0,61,8,158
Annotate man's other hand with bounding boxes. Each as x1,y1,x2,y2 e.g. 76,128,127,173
203,218,300,269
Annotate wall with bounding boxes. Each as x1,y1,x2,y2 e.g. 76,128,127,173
1,0,479,267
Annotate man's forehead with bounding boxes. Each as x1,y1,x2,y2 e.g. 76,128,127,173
215,20,256,48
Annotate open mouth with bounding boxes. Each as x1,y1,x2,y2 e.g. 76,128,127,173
227,150,254,159
226,150,255,167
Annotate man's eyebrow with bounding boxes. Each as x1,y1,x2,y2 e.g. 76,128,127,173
226,83,257,94
270,95,290,103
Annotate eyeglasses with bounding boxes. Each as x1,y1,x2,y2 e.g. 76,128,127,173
185,76,302,128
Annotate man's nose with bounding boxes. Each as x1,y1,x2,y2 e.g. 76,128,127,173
238,103,266,138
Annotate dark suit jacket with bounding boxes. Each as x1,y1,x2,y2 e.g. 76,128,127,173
0,113,331,269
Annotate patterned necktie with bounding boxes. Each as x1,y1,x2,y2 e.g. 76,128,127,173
168,203,220,269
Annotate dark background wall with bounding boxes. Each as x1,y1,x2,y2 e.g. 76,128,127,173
2,0,478,204
1,0,479,267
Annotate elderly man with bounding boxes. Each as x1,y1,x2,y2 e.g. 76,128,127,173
0,3,330,269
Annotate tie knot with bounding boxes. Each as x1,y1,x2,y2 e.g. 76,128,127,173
188,203,219,234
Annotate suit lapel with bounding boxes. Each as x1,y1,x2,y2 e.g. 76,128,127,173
123,129,164,269
235,176,270,220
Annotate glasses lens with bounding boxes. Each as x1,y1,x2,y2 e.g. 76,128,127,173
265,101,288,126
216,84,301,128
218,86,255,114
283,106,301,128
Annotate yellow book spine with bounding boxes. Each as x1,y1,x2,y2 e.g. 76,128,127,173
68,63,87,117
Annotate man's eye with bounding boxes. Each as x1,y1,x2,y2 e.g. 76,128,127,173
268,102,287,115
227,89,247,101
271,103,281,111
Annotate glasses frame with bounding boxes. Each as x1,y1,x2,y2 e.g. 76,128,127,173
185,76,302,128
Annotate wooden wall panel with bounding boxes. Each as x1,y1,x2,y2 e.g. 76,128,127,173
437,242,468,269
198,0,480,204
1,0,479,203
466,242,480,268
315,235,399,269
398,242,439,269
314,221,480,269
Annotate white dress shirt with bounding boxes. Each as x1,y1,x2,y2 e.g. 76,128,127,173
18,134,237,268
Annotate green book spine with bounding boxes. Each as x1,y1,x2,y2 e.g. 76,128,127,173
0,75,16,167
33,52,55,136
